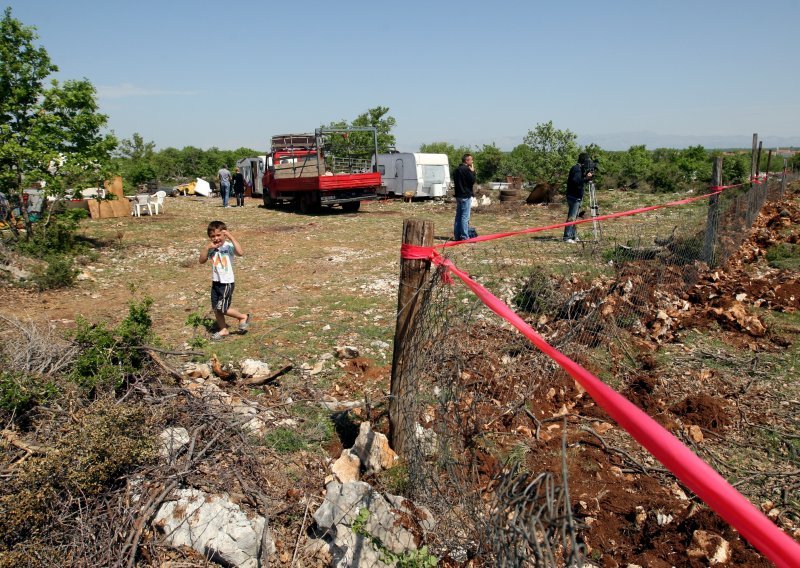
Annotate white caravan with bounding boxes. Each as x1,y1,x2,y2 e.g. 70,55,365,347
236,155,268,196
373,153,450,198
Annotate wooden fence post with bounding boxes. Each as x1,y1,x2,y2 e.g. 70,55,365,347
781,159,788,198
389,219,434,457
703,157,723,267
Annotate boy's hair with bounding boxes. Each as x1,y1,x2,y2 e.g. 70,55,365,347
207,220,227,236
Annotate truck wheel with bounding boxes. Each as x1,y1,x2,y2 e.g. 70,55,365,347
298,192,320,214
262,191,276,209
342,201,361,213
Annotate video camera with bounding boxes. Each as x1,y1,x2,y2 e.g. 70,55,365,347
580,155,598,177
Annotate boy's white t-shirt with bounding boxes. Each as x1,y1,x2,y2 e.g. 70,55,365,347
208,241,235,283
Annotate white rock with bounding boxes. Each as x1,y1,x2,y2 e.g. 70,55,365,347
153,488,273,568
158,427,190,460
687,530,731,565
351,422,398,474
240,358,271,378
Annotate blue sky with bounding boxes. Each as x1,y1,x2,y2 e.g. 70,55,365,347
6,0,800,151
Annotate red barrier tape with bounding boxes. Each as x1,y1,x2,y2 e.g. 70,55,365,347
401,238,800,566
437,182,755,249
401,246,800,566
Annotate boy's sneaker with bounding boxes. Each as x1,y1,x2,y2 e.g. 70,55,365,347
564,239,577,244
238,314,251,333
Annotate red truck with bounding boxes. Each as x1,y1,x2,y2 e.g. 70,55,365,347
261,127,381,213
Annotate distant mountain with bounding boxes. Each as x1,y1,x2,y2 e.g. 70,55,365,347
578,131,800,151
399,132,800,153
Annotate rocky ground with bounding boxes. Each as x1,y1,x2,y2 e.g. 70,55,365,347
1,184,798,566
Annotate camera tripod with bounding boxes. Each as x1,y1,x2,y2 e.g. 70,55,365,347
586,181,602,242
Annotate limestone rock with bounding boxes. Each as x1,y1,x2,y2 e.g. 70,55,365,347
153,488,273,568
331,449,361,483
240,358,271,378
351,422,398,474
687,530,731,565
158,427,190,460
183,362,211,379
313,480,431,563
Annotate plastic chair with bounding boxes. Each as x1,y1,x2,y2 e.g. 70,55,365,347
133,194,152,217
151,190,166,214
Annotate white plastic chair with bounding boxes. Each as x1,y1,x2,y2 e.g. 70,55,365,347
133,194,152,217
151,190,166,214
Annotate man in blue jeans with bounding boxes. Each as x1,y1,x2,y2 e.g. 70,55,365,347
564,153,593,243
218,165,232,208
453,153,476,241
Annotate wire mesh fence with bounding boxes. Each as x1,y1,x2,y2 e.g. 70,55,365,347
389,172,795,566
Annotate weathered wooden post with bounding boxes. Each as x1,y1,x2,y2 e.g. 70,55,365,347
390,219,434,456
764,149,773,204
781,159,788,198
703,157,723,267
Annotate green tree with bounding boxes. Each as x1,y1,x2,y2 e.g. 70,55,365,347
522,121,578,186
502,144,535,180
675,145,711,183
323,106,397,159
619,145,653,188
115,132,156,186
0,8,116,236
474,144,504,182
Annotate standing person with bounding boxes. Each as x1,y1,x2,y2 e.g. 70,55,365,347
218,165,232,208
232,166,246,207
563,153,593,243
453,153,476,241
199,220,251,340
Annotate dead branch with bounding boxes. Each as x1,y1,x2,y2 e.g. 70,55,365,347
241,364,294,386
145,349,184,382
1,428,47,455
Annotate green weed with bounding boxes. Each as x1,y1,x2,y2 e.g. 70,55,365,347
766,243,800,270
263,427,308,453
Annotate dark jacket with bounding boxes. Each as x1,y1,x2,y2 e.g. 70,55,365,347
453,163,476,198
566,163,586,200
232,172,245,194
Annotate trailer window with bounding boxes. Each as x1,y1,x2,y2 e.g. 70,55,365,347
422,165,446,183
377,165,385,175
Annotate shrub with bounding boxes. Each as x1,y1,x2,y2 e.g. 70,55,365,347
0,399,156,551
69,298,154,391
32,254,78,290
0,369,58,416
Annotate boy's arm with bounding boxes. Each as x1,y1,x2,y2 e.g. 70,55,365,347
199,242,212,264
224,230,244,257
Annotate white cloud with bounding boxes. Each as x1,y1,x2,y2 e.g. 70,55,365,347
97,83,199,99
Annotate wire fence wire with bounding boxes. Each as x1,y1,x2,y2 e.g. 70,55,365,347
390,173,794,566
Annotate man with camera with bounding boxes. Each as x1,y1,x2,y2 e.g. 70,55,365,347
563,153,593,243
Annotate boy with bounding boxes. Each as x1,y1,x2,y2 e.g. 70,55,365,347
199,220,250,340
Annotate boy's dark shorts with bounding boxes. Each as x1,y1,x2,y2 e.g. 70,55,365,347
211,282,235,313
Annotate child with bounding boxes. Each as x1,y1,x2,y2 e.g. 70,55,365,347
199,220,250,340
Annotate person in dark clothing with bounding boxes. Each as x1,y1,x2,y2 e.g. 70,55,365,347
453,153,476,241
232,167,246,207
563,153,593,243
